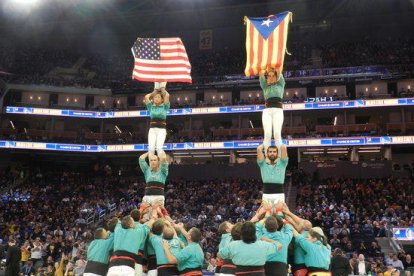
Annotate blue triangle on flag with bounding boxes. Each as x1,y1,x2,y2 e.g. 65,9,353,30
248,11,290,40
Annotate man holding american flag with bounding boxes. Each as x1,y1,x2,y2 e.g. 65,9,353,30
131,37,191,161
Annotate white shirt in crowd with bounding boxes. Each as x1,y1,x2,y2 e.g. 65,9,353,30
30,244,43,259
358,261,367,275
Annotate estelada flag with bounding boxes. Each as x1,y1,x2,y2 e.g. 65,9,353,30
244,11,292,77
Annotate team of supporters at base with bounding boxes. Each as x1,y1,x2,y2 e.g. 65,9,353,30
84,201,331,276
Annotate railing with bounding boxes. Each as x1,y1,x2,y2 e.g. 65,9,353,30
85,190,139,226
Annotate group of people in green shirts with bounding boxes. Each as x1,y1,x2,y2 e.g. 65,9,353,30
82,71,332,276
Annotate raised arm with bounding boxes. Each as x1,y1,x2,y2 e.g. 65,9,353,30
257,144,265,162
283,203,311,232
144,91,158,103
280,145,288,159
139,152,149,172
140,152,149,160
162,241,178,264
259,70,268,90
176,223,190,243
162,90,170,104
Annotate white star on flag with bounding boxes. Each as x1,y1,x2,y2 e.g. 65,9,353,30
261,18,273,27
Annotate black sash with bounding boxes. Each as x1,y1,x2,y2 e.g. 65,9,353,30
263,183,284,194
307,267,329,273
145,181,165,196
150,118,167,129
265,97,283,109
108,250,141,269
235,265,265,276
84,261,108,276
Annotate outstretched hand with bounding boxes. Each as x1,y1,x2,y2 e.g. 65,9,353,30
162,240,170,250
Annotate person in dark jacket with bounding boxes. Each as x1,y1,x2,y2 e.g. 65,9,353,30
330,249,352,276
353,254,371,275
5,239,21,276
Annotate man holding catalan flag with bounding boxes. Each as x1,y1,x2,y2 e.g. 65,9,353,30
246,12,292,214
245,11,292,156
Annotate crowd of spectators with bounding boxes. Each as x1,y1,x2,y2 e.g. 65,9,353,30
293,169,414,271
0,163,413,274
0,39,413,91
0,165,142,275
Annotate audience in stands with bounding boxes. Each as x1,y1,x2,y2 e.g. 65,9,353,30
0,40,413,92
0,164,413,276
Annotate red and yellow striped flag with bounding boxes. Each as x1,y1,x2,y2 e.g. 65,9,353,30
244,11,292,77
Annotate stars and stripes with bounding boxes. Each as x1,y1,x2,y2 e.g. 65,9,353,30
131,37,192,83
244,11,292,77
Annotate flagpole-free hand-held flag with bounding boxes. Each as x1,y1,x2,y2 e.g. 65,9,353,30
131,37,192,83
244,11,292,77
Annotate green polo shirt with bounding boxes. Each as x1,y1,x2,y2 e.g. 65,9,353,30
146,102,170,120
113,222,150,254
173,242,204,271
259,75,285,100
295,235,331,270
257,157,288,184
87,233,114,264
256,223,293,263
218,233,232,251
150,235,170,265
178,233,188,247
219,240,277,266
146,237,156,256
293,230,309,265
139,158,169,184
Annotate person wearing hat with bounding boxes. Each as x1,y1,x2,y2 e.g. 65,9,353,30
292,227,331,276
330,249,351,276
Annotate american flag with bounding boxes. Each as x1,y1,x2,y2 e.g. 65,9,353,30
131,37,192,83
244,11,292,77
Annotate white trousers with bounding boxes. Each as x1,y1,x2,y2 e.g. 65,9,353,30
135,264,143,276
142,195,165,206
148,127,166,159
262,193,285,207
84,273,102,276
154,82,167,90
107,265,136,276
142,196,165,220
262,107,284,154
147,270,157,276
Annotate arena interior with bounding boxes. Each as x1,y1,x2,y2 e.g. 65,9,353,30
0,1,413,276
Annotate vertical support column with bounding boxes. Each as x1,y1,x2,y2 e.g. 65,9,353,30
100,119,104,133
401,108,406,134
189,117,193,136
350,147,359,161
297,148,301,163
344,110,348,136
229,150,236,164
50,117,55,131
384,147,392,161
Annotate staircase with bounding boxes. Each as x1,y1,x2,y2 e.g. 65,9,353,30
286,177,298,210
377,237,396,255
